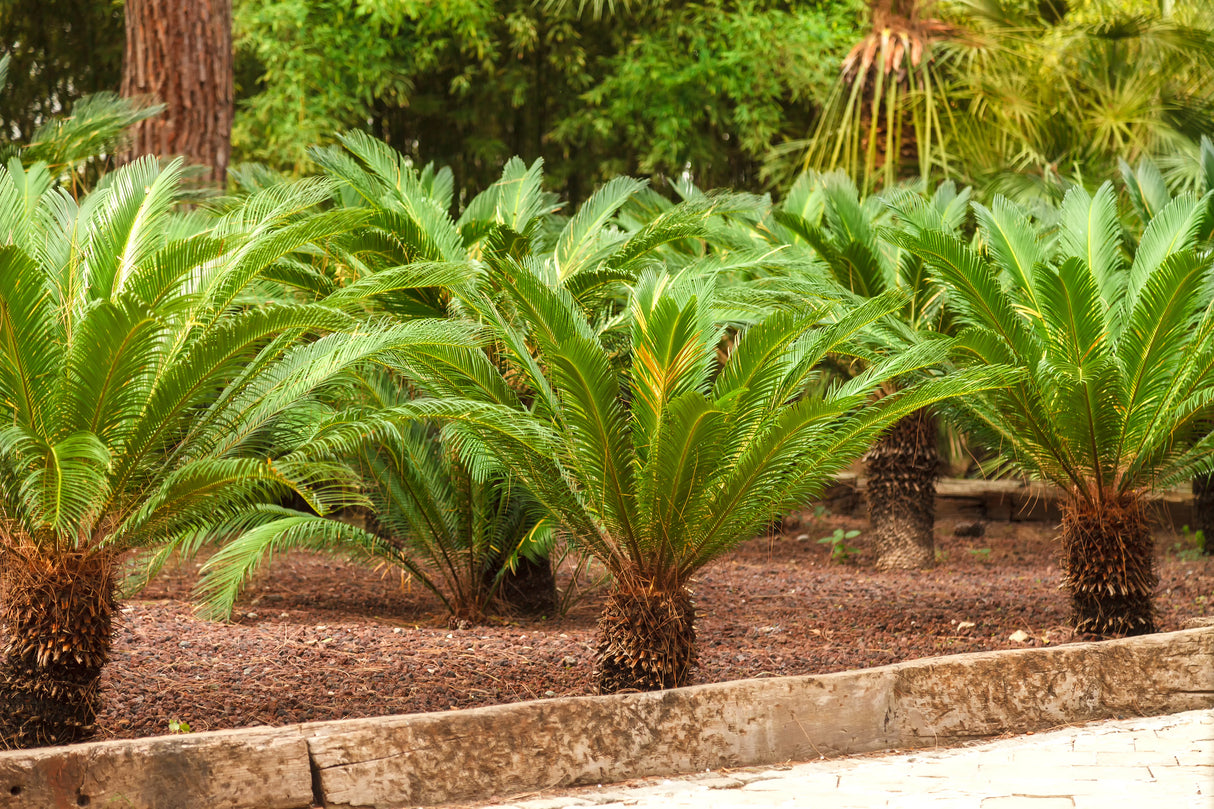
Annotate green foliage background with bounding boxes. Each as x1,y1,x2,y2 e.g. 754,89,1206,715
234,0,861,200
0,0,125,140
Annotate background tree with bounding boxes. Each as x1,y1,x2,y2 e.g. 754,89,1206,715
788,0,957,194
950,0,1214,201
548,0,854,195
0,0,125,142
786,0,1214,199
121,0,234,185
231,0,858,201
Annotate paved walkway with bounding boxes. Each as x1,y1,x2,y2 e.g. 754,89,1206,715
477,709,1213,809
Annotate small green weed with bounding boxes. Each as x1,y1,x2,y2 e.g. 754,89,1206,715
1175,526,1206,560
168,719,192,734
818,528,860,563
968,547,992,562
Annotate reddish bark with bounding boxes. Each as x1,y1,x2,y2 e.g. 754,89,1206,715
92,518,1212,740
121,0,233,186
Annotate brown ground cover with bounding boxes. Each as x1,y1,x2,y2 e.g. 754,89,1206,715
96,510,1213,741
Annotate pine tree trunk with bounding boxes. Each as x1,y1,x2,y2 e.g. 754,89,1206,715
0,551,117,748
595,580,696,694
1193,474,1214,555
120,0,233,185
495,555,557,617
866,409,940,570
1059,496,1157,636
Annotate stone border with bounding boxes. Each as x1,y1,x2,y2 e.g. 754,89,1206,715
813,475,1196,526
2,627,1211,809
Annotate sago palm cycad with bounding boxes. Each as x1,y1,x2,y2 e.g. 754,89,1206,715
1122,140,1214,552
0,157,466,747
897,183,1214,634
305,134,786,614
194,366,550,626
759,172,971,568
357,422,548,625
419,262,1012,692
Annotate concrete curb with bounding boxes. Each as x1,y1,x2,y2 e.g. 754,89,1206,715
814,475,1197,526
1,627,1211,809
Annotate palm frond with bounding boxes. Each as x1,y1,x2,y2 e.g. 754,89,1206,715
554,176,647,281
895,228,1038,361
0,427,109,542
1056,183,1123,311
0,245,59,434
1116,250,1213,474
1120,156,1172,224
489,156,552,233
195,509,411,620
79,156,184,303
494,262,639,548
973,196,1045,303
1121,192,1208,328
24,93,162,180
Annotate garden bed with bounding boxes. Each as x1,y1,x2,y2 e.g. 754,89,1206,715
8,627,1211,809
95,500,1213,742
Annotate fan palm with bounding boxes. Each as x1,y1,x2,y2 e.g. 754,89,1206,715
401,259,1012,692
782,1,1214,199
0,156,467,747
788,0,958,194
940,0,1214,200
895,182,1214,634
757,172,971,568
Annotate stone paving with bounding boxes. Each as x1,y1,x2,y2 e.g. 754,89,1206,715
476,709,1213,809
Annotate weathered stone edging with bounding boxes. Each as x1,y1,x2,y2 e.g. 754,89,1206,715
2,627,1211,809
816,475,1196,525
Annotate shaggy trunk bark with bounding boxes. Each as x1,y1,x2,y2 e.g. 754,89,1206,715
595,581,696,694
866,409,940,570
495,555,557,617
0,551,117,748
1193,474,1214,555
121,0,233,185
1059,496,1157,636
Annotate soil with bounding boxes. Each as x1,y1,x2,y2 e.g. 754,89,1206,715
95,511,1214,741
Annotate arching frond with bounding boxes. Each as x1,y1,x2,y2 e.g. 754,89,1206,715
554,176,647,282
193,509,411,620
0,245,59,434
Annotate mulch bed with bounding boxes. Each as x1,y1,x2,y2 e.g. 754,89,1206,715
95,511,1213,741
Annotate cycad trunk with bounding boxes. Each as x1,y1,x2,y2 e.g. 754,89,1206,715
0,550,117,748
866,409,940,570
1060,496,1157,636
595,580,696,694
495,555,556,617
1193,475,1214,555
